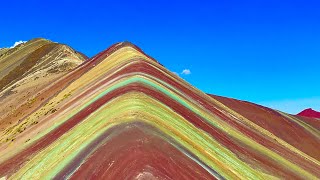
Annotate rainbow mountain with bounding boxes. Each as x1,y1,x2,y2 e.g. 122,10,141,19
0,39,319,179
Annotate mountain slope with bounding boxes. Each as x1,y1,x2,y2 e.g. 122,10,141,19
0,38,86,140
210,95,320,160
0,48,10,57
0,42,319,179
297,108,320,119
0,39,50,81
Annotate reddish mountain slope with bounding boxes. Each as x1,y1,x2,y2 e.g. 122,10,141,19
210,95,320,161
297,108,320,119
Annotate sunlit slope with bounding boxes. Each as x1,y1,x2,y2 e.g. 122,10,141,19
0,38,86,143
0,42,319,179
0,48,10,57
211,95,320,160
0,38,50,81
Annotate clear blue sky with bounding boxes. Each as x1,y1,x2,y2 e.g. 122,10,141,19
1,0,319,114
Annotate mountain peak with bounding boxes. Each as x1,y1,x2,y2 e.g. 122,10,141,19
87,41,159,68
297,108,320,118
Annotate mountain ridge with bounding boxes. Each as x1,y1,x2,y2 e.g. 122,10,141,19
0,39,319,179
0,38,86,137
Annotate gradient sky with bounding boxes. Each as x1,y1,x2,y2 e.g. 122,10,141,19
1,0,319,114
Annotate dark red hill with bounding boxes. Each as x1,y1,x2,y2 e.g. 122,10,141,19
297,108,320,118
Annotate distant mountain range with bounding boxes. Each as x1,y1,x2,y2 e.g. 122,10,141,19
0,38,319,179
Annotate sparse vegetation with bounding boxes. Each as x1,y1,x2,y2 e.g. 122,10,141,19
51,108,57,113
0,43,57,91
63,92,72,100
27,97,37,105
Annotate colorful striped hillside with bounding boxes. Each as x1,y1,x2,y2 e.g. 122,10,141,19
0,41,319,179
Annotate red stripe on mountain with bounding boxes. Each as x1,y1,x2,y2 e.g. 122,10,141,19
63,59,319,175
0,82,305,178
55,122,217,180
